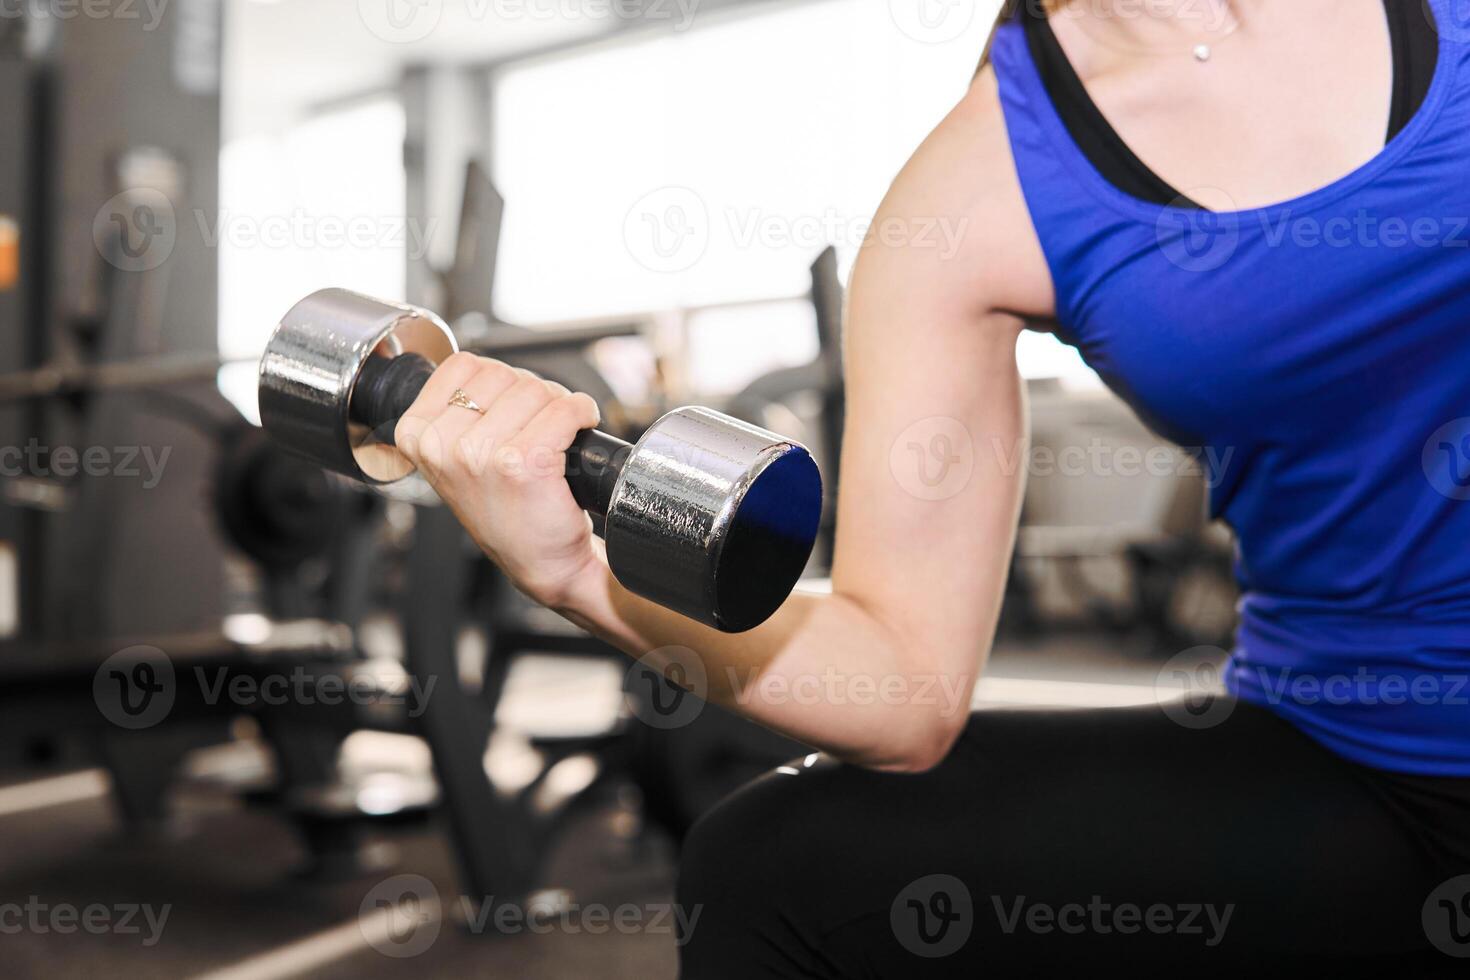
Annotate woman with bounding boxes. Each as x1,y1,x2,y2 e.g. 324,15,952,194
393,0,1470,973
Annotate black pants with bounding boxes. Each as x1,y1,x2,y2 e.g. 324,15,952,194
676,700,1470,978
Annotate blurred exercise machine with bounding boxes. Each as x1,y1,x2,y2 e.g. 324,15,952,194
0,3,235,803
0,7,662,911
728,245,845,568
423,164,832,838
0,0,845,912
1003,380,1238,650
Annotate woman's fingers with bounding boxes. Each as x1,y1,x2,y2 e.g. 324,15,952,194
397,351,484,430
504,392,603,484
475,372,568,445
462,375,574,483
394,352,497,476
394,353,596,489
425,367,542,479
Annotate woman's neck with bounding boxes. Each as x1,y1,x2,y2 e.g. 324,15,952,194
1047,0,1247,54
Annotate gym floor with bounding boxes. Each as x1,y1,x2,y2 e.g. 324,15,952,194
0,635,1173,979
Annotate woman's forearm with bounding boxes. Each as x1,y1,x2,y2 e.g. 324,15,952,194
555,561,970,771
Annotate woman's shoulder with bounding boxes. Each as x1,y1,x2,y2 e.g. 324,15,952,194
865,69,1054,320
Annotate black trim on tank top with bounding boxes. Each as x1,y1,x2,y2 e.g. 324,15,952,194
1386,0,1438,136
1020,0,1439,211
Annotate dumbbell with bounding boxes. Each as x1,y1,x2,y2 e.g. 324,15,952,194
258,289,822,633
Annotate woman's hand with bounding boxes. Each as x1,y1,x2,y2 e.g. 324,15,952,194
394,351,606,609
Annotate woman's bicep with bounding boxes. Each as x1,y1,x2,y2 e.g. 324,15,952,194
833,259,1029,679
830,78,1045,682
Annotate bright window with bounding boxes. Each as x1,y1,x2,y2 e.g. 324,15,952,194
217,98,408,418
491,0,1095,385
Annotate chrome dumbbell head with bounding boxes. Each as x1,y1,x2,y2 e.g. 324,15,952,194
258,288,457,484
606,408,822,633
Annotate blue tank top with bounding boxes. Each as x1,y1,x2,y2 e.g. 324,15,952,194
990,0,1470,776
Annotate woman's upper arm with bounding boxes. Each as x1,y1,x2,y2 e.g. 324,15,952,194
832,70,1053,684
562,71,1056,771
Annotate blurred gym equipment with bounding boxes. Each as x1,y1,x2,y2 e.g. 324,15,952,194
0,14,670,917
407,164,820,839
437,160,631,413
728,245,845,567
1004,381,1238,649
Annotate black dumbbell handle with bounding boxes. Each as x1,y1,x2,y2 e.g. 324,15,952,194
349,353,631,518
